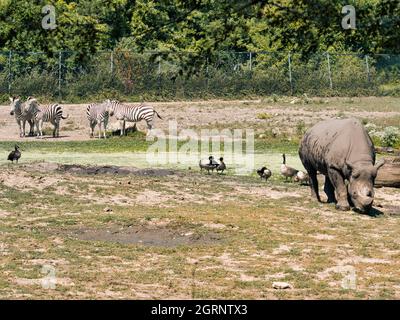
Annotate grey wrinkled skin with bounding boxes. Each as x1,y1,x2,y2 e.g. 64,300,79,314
299,118,384,213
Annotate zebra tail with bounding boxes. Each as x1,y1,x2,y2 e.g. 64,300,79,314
155,110,162,120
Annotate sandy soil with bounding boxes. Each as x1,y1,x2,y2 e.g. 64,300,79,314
1,97,399,141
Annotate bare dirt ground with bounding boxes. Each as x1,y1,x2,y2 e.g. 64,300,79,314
1,96,399,140
0,97,399,299
0,162,399,299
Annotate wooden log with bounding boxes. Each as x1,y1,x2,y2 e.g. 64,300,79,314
375,157,400,188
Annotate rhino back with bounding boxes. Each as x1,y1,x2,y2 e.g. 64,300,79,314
300,118,375,175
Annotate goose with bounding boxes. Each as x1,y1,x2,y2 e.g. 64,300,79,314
8,145,21,163
294,170,309,184
199,156,218,173
216,157,226,174
280,154,298,181
257,166,272,181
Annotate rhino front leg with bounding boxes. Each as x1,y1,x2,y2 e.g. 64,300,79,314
324,176,336,203
327,168,350,211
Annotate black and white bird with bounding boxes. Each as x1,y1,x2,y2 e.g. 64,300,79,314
280,154,299,181
199,156,219,173
257,166,272,181
216,157,226,174
294,170,309,185
8,145,21,163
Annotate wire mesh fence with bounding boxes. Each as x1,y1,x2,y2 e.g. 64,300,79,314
0,50,399,101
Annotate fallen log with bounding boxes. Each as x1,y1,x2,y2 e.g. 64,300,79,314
375,157,400,188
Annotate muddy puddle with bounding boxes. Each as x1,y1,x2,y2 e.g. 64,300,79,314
26,162,176,177
58,225,223,247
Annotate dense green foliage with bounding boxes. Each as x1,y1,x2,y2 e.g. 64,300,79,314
0,1,399,100
1,1,399,59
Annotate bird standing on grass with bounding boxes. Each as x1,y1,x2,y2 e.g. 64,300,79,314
257,166,272,181
280,154,298,181
8,145,21,163
294,170,309,185
216,157,226,174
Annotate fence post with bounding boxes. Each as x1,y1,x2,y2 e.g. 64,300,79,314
288,52,293,95
365,55,370,82
326,52,333,90
58,51,62,100
110,50,114,74
205,56,209,94
158,56,161,92
7,50,12,93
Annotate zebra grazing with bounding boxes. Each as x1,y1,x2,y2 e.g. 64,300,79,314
105,99,162,136
86,102,114,139
9,96,34,137
25,97,69,138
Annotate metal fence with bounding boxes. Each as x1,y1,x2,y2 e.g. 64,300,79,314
0,50,399,101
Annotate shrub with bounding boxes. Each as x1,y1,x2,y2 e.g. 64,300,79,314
382,126,400,147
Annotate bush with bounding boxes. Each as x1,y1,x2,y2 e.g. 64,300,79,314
382,126,400,147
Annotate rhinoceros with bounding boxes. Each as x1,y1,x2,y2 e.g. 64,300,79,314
299,118,384,213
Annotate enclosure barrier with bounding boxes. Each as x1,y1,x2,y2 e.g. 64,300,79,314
0,50,399,101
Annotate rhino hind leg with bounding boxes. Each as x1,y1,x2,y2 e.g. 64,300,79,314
327,168,350,211
306,168,321,202
324,176,336,203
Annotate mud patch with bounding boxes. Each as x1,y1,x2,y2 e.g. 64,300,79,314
57,164,175,177
59,225,222,247
27,162,176,177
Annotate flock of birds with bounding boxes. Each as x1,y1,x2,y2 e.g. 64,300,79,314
199,153,309,184
7,145,308,185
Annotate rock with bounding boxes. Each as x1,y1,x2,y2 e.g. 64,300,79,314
272,281,292,289
104,207,113,213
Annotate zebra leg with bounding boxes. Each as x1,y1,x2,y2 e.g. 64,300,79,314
52,122,57,137
39,120,44,138
22,120,26,137
103,119,108,139
98,122,102,139
16,120,23,137
54,121,60,137
89,121,95,138
122,120,126,136
28,120,34,136
57,122,60,137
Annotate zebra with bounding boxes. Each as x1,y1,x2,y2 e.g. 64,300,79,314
86,101,114,139
9,96,35,137
25,97,69,138
105,99,162,136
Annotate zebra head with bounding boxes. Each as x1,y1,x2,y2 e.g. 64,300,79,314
103,99,115,117
24,97,39,112
9,96,22,116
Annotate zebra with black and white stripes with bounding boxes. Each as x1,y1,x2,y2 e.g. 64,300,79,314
25,97,69,138
86,101,114,139
9,96,34,137
105,99,162,136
